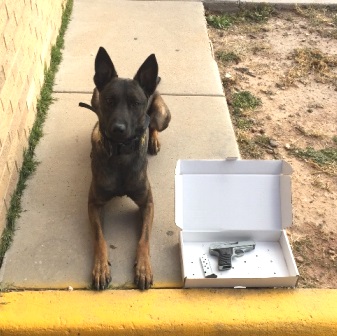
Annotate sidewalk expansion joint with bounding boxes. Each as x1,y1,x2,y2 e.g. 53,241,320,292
53,90,225,98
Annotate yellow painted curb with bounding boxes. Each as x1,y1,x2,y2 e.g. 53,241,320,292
0,289,337,335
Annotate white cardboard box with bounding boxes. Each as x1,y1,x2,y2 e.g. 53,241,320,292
175,159,299,288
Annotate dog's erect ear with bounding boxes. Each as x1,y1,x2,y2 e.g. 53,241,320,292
93,47,118,91
134,54,158,97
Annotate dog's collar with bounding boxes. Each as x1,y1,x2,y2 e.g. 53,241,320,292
100,114,150,156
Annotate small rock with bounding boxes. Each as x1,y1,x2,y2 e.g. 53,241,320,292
68,286,73,291
307,108,313,113
259,129,265,134
269,139,278,148
266,115,272,120
296,256,304,263
310,103,323,109
328,249,335,255
224,73,232,79
284,143,291,150
266,149,274,154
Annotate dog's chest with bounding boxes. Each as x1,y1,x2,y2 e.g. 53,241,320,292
93,154,146,197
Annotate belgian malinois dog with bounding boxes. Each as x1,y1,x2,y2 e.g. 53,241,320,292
81,47,170,290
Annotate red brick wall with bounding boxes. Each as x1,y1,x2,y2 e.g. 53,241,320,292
0,0,67,233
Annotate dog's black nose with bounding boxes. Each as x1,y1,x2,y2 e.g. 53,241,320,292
112,123,126,134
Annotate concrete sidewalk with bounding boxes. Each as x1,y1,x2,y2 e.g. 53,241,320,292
0,0,238,289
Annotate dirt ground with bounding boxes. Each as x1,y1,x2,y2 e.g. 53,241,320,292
207,5,337,288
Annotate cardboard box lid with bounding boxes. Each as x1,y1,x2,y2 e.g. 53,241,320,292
175,159,293,232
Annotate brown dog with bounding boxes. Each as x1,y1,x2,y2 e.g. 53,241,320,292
83,47,170,290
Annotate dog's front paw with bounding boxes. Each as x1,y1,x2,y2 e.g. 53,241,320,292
134,255,153,290
92,259,111,290
148,136,161,155
148,129,161,155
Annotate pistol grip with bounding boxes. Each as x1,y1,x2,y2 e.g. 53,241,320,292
216,248,233,270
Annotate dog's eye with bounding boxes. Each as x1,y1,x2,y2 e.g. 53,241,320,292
130,101,141,108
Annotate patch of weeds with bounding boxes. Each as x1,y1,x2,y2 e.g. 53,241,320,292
0,0,73,268
228,91,264,158
232,91,261,115
238,4,275,23
235,117,254,130
290,146,337,175
253,134,271,147
206,13,233,29
294,125,324,139
206,4,274,29
236,132,265,159
216,51,241,65
294,5,332,26
284,48,337,87
291,147,337,166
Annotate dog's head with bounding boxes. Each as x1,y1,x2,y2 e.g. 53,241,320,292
93,47,158,142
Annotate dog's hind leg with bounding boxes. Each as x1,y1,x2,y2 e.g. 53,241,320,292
88,184,111,290
130,183,154,290
147,92,171,155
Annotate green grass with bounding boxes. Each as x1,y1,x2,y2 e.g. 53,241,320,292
232,90,261,115
237,133,265,159
0,0,73,268
206,13,233,29
235,117,254,130
238,4,274,23
216,51,241,65
290,147,337,166
253,134,271,147
227,90,267,159
206,4,274,29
